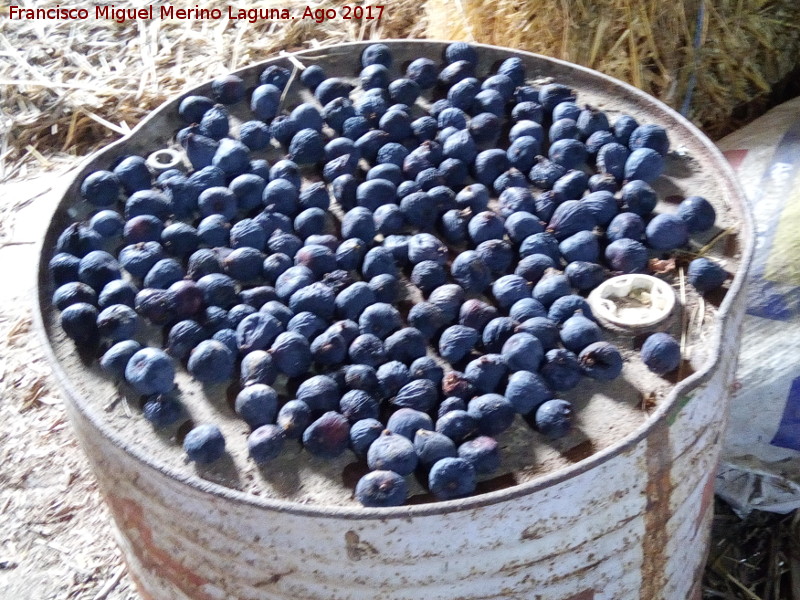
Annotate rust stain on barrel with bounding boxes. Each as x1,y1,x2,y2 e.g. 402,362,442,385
254,569,297,587
345,530,379,561
105,492,214,600
641,423,671,600
693,470,716,536
126,570,156,600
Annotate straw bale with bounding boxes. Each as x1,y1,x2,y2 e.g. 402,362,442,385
426,0,800,139
0,0,426,180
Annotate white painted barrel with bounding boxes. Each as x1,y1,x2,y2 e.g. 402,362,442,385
36,41,753,600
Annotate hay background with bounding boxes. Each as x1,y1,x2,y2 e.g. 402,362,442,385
426,0,800,139
2,0,799,181
0,1,797,598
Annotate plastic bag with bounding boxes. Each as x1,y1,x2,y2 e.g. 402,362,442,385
716,97,800,515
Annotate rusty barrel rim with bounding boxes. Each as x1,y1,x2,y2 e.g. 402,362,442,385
33,39,755,519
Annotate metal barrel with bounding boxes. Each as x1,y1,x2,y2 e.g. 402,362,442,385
35,41,753,600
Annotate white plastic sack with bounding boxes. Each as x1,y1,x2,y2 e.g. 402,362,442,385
716,97,800,515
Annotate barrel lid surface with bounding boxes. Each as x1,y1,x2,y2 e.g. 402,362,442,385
34,40,754,518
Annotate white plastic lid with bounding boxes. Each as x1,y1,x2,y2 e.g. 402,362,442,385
587,273,676,329
146,148,183,173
